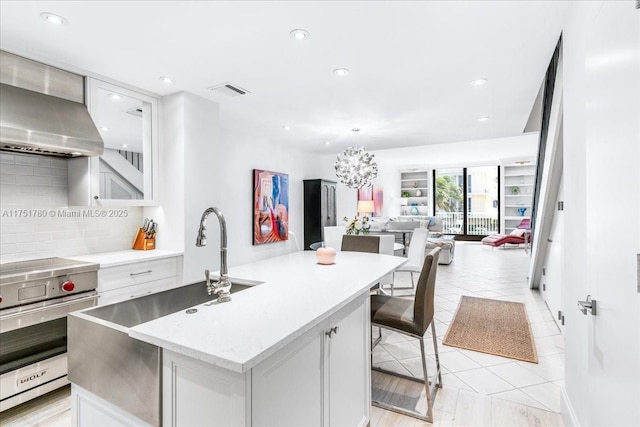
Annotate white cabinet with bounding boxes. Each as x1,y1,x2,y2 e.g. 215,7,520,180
400,170,430,218
501,161,536,233
68,78,159,206
327,296,370,427
251,323,324,427
162,352,248,427
72,385,152,427
97,256,182,306
162,292,370,427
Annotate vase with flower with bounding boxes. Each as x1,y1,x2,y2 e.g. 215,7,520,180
343,215,371,235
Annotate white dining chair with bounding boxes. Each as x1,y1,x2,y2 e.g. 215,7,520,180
377,234,395,293
323,225,346,250
392,228,430,295
287,231,301,252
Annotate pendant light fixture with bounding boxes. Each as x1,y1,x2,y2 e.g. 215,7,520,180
334,146,378,189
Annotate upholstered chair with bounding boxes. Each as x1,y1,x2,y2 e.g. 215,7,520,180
371,247,442,422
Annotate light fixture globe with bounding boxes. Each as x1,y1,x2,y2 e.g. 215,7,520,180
334,146,378,189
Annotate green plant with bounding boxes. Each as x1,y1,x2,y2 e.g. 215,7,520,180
435,175,463,211
343,215,371,235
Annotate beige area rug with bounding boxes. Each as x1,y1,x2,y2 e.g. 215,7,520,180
443,296,538,363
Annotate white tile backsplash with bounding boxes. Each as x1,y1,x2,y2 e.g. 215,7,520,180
1,152,143,263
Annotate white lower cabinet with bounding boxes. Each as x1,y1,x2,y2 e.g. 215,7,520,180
328,296,371,427
73,385,152,427
97,256,183,306
162,293,370,427
162,353,248,427
252,320,326,427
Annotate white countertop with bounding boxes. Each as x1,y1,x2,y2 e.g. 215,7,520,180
69,249,183,268
130,251,406,373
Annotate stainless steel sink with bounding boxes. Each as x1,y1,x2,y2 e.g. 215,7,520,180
84,280,252,327
68,279,255,427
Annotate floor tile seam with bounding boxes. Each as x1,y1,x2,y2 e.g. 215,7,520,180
516,387,559,414
522,404,565,419
485,366,551,390
520,381,560,414
441,372,479,394
487,392,554,416
453,371,517,396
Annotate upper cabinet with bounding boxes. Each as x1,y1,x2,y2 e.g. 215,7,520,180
68,78,159,206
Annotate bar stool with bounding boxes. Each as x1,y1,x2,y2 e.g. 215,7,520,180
371,247,442,422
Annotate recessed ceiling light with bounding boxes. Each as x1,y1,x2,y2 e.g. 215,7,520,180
477,117,490,122
108,93,121,101
471,78,488,86
121,144,128,148
289,29,310,40
40,12,67,25
283,125,291,131
334,68,350,77
70,152,82,156
99,126,108,131
324,141,331,145
159,76,175,84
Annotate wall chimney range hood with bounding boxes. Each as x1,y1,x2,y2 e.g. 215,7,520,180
0,51,104,158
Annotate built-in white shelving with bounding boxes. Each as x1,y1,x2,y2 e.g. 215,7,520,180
399,170,430,218
501,161,536,233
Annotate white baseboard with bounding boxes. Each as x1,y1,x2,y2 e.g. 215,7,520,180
561,384,580,427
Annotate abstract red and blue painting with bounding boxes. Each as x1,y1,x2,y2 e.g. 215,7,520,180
253,169,289,245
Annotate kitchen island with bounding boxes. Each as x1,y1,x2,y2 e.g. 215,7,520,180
70,250,406,427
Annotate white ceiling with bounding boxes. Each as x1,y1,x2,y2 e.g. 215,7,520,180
0,1,569,154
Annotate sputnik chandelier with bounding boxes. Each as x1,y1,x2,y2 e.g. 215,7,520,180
334,146,378,189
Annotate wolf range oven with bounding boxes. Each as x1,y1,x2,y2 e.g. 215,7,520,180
0,258,98,411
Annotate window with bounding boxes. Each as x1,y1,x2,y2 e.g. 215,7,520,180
434,166,499,238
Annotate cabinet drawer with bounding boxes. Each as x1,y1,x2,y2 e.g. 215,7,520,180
98,257,178,293
98,277,178,306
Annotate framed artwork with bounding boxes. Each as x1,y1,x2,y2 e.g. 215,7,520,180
253,169,289,245
357,185,383,216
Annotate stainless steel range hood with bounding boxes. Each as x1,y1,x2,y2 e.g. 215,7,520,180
0,51,104,157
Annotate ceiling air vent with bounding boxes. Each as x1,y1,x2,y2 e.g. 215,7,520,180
207,82,251,97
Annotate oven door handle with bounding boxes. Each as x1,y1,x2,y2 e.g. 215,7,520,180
0,292,98,323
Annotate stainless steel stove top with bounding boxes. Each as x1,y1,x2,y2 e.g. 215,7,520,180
0,257,99,286
0,258,99,309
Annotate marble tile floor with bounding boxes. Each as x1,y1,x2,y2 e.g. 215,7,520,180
0,242,564,426
372,242,565,426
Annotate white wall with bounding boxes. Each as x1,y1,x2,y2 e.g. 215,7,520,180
0,152,142,263
216,125,325,266
317,133,538,220
562,4,592,423
148,93,325,279
145,91,223,285
562,1,640,426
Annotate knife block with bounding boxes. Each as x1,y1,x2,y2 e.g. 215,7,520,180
132,228,156,251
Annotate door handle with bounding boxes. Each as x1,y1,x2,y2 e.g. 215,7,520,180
325,326,339,338
577,295,597,315
130,269,152,276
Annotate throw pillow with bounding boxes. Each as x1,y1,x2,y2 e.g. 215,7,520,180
509,228,526,237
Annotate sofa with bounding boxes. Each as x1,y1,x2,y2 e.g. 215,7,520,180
370,217,454,265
